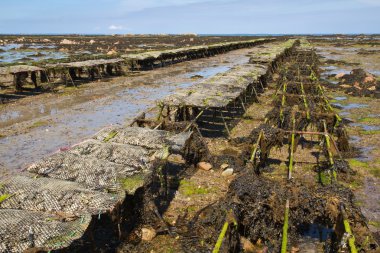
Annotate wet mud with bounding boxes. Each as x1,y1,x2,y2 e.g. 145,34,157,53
0,48,253,171
0,35,276,65
0,35,379,253
112,39,379,253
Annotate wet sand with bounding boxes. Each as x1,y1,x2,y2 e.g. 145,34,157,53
314,37,380,241
0,47,253,171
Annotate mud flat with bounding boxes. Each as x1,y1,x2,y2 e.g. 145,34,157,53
0,34,277,65
0,38,271,97
312,35,380,245
0,122,205,252
0,45,265,171
0,38,295,252
0,35,379,252
118,39,378,252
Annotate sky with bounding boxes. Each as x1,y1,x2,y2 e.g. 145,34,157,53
0,0,379,34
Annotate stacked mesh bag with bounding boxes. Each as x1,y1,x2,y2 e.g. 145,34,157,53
0,126,193,252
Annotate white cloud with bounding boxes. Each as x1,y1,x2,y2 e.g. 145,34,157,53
109,24,124,30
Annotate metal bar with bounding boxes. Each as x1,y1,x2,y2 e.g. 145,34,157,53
280,83,287,123
212,222,229,253
97,66,103,78
156,105,164,121
250,130,264,162
284,130,323,135
283,129,343,160
259,79,264,91
153,122,163,130
323,120,337,181
67,70,75,86
239,97,246,112
220,112,231,137
212,211,237,253
252,86,259,102
340,204,358,253
183,109,205,132
44,70,51,83
157,146,170,198
300,82,310,120
274,82,284,97
281,199,290,253
288,116,296,180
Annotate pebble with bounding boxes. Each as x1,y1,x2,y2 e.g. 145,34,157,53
335,72,345,79
220,163,229,170
197,162,212,171
364,76,375,83
240,236,255,252
168,154,186,164
368,85,376,91
107,49,117,55
141,227,156,241
221,168,234,177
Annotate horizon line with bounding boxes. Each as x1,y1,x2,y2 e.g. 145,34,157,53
1,33,380,36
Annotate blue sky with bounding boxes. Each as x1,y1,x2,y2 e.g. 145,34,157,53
0,0,379,34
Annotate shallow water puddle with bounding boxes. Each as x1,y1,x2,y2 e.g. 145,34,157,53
350,135,361,143
338,111,351,116
296,223,334,252
322,67,350,76
0,49,67,63
299,223,334,242
184,65,231,79
332,102,368,110
357,146,375,162
350,123,380,131
334,96,347,101
321,65,351,77
0,43,67,63
0,110,21,122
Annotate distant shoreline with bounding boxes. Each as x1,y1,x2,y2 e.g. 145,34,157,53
0,33,379,36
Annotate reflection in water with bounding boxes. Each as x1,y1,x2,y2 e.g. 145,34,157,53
299,223,333,242
0,111,21,122
332,102,368,110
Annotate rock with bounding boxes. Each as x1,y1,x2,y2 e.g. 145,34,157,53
220,163,229,170
240,236,255,252
222,168,234,177
141,227,156,241
190,74,203,79
168,154,186,164
353,82,362,90
107,49,117,55
60,39,76,45
89,39,96,44
257,247,268,253
364,76,375,83
368,86,376,91
197,162,212,171
290,246,300,253
240,237,268,253
59,48,69,52
335,72,345,79
339,84,351,89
